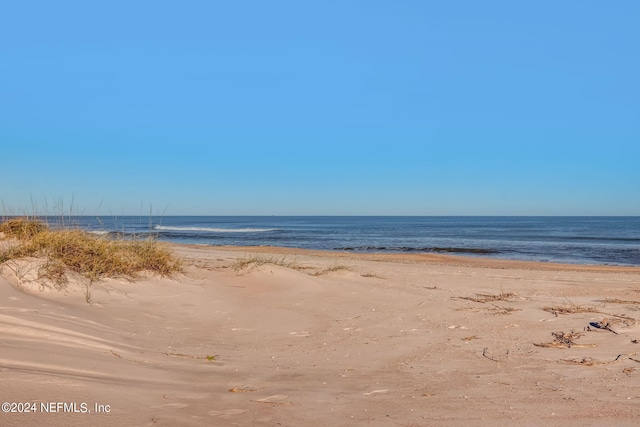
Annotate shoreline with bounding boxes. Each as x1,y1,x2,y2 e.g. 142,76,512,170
9,215,638,268
176,243,640,274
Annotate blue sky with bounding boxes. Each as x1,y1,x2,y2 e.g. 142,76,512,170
1,1,638,215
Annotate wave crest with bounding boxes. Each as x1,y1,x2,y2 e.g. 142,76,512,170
153,225,277,233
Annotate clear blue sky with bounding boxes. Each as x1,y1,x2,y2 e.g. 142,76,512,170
1,1,638,215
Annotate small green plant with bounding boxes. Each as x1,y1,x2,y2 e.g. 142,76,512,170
206,355,218,361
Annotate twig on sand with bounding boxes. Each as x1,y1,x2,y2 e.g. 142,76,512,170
595,298,640,305
482,347,499,362
489,304,521,315
543,304,599,316
562,353,639,366
229,388,257,393
458,291,517,304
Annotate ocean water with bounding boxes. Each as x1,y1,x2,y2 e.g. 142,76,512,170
44,216,640,266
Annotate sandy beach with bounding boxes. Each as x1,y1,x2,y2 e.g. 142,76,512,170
2,244,640,426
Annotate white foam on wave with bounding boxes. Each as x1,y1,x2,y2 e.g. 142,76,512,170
88,230,110,235
153,225,277,233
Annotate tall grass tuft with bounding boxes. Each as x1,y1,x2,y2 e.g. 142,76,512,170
0,218,48,240
0,218,182,282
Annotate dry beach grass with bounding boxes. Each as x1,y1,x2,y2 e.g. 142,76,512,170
0,218,181,287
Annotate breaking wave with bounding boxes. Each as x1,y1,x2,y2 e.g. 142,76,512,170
153,225,278,233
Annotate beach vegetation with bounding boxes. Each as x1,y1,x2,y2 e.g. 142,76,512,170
542,304,600,316
231,255,302,272
230,255,354,277
0,217,48,240
0,218,182,286
457,291,517,303
534,331,596,349
312,264,350,276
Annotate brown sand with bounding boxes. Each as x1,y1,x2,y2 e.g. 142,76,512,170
1,244,640,426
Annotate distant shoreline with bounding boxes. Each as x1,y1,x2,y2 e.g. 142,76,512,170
174,243,640,274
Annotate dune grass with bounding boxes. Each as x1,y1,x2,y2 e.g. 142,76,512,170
0,218,182,284
0,217,48,240
311,264,350,276
231,255,301,272
230,255,353,277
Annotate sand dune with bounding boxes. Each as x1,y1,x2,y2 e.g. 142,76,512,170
1,245,640,426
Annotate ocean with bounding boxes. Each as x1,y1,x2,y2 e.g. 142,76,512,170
44,216,640,267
